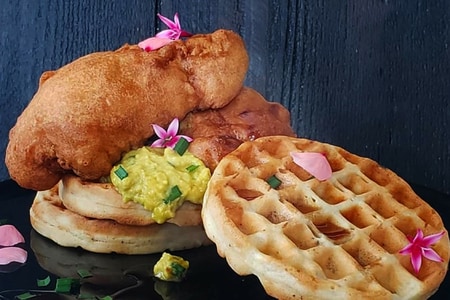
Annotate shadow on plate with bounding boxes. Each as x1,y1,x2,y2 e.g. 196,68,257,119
30,230,274,300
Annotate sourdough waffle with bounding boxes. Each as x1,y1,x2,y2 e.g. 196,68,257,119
202,136,449,299
31,187,211,254
59,175,202,226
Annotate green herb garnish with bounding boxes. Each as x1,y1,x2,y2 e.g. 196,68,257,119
170,262,186,277
267,175,282,189
163,185,182,204
173,137,189,156
37,275,51,287
114,165,128,180
77,269,93,279
186,164,199,172
16,292,36,300
55,278,79,293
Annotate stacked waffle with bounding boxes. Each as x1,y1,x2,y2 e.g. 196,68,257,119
30,176,211,254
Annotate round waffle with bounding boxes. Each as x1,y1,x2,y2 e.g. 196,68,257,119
202,136,449,299
59,175,202,226
30,187,211,254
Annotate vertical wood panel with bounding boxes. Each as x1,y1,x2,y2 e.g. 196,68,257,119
0,0,449,195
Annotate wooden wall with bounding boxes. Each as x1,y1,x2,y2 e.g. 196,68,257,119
1,0,449,195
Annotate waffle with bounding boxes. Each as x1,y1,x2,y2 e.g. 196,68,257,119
59,175,202,226
202,136,449,299
31,187,211,254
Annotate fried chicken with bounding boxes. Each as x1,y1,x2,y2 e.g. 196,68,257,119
6,30,248,191
180,87,296,170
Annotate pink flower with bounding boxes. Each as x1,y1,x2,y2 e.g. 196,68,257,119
399,229,445,273
0,224,27,265
290,152,332,181
139,13,192,51
151,118,192,149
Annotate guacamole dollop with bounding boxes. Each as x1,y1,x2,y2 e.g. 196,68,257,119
110,146,211,224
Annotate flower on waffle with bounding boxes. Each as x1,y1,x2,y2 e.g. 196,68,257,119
290,152,332,181
139,13,192,51
399,228,445,273
150,118,193,149
0,224,27,265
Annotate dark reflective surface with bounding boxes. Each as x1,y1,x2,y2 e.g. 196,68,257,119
1,180,449,299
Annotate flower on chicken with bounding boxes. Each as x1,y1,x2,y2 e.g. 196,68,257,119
0,224,27,266
150,118,192,149
139,13,192,51
290,152,332,181
399,229,445,273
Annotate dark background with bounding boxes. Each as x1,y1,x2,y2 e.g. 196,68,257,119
0,0,449,195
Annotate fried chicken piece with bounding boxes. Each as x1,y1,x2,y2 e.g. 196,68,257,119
180,87,296,170
6,30,249,191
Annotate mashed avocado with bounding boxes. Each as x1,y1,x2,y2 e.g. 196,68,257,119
153,252,189,282
110,146,211,223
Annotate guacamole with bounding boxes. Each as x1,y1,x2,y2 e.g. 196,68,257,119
110,146,211,223
153,252,189,282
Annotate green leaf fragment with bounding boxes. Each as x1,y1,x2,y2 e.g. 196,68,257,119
77,269,93,279
170,262,186,277
163,185,182,204
16,292,36,300
173,137,189,156
55,277,79,293
114,165,128,180
267,175,282,189
98,296,114,300
186,164,199,172
37,275,51,287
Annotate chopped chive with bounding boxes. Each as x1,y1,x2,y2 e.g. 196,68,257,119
164,185,182,204
114,165,128,180
170,262,186,277
98,296,113,300
16,292,36,300
267,175,282,189
173,137,189,155
77,269,93,279
55,277,79,293
37,275,51,287
186,164,199,172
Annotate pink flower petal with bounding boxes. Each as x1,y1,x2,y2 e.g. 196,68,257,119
178,135,193,143
150,139,166,148
173,13,181,28
152,123,168,139
156,29,179,40
0,247,27,265
138,37,173,51
0,225,25,247
422,248,444,263
166,118,180,137
414,229,424,243
422,231,445,247
290,152,332,181
158,13,178,29
399,243,413,255
410,250,423,274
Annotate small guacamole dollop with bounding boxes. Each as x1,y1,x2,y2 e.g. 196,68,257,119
110,146,211,224
154,252,189,282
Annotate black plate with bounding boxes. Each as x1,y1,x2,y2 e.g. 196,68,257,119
1,180,449,299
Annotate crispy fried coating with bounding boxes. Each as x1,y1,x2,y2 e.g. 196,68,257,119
180,87,296,170
6,30,249,191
